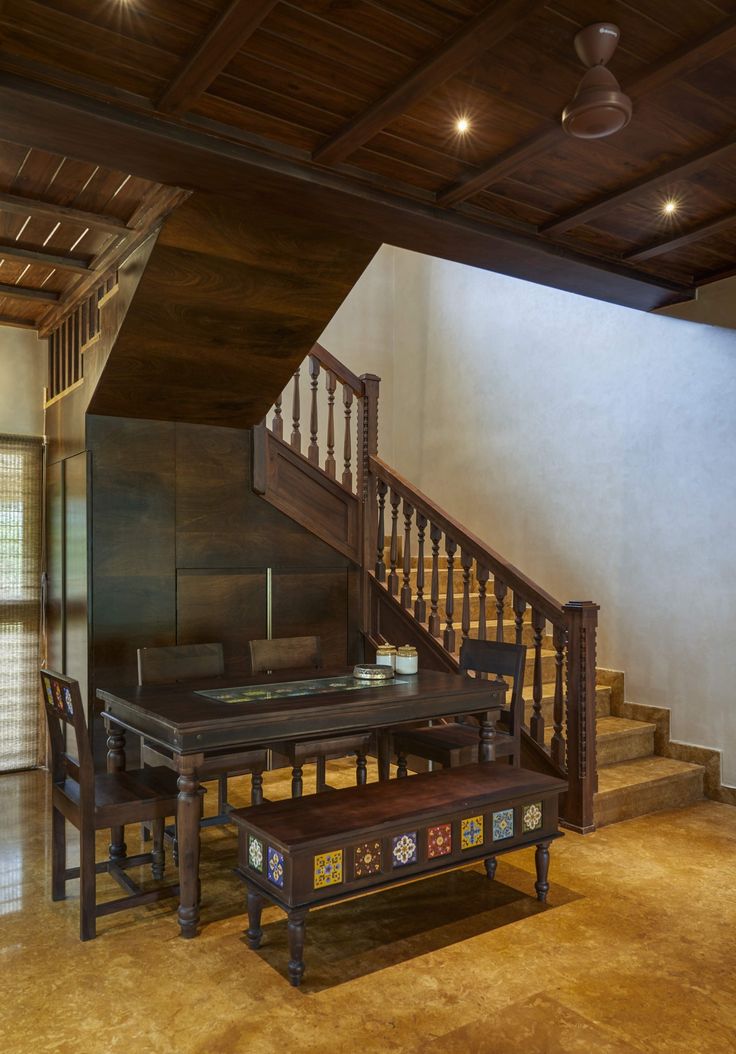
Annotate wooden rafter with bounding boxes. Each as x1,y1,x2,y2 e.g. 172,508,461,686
625,210,736,263
0,189,129,234
696,264,736,287
0,282,58,302
0,314,38,329
438,13,736,208
157,0,278,115
0,243,91,274
541,132,736,237
313,0,546,166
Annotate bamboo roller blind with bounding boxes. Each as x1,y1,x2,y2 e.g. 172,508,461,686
0,435,43,771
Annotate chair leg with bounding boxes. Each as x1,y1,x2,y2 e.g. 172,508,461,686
151,818,165,881
79,829,97,941
287,908,309,988
356,753,367,786
316,755,327,793
217,775,228,814
291,765,303,798
397,752,408,778
251,771,264,806
51,806,66,901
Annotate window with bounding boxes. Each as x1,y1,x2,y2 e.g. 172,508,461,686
0,435,43,771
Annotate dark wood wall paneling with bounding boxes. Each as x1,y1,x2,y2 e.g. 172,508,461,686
88,418,361,695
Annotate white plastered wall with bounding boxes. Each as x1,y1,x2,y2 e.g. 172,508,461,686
321,246,736,786
0,327,46,436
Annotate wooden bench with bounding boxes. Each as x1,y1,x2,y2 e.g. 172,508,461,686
232,763,566,986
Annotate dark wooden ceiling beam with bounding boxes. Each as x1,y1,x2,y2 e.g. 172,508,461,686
541,133,736,236
0,189,129,234
0,313,39,329
0,281,58,302
157,0,278,115
0,242,91,274
0,73,693,313
695,264,736,287
625,210,736,263
438,13,736,208
312,0,547,166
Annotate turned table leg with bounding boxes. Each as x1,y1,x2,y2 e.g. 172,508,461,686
245,888,264,949
535,841,551,903
291,765,303,798
105,719,127,860
176,758,203,938
484,856,497,880
478,709,497,763
287,908,309,988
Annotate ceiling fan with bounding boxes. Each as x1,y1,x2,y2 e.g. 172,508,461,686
562,22,632,139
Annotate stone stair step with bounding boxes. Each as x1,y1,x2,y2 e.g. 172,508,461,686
594,757,704,827
544,715,654,764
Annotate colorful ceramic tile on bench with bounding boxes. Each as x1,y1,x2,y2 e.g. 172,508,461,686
267,846,285,888
522,802,543,833
314,850,343,889
248,834,264,873
392,832,417,867
492,808,514,841
427,823,452,858
354,841,382,878
461,816,484,850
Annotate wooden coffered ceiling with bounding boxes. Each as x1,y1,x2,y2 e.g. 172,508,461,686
1,0,736,316
0,143,188,333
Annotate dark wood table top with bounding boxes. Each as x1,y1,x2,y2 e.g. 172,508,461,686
97,667,503,755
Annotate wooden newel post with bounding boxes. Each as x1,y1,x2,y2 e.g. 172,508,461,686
358,374,380,636
561,600,599,834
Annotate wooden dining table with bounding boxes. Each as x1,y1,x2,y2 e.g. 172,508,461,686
97,667,504,938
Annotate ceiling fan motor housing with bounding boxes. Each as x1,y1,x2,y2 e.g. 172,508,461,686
562,22,632,139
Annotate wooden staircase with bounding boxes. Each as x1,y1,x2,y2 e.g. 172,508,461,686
253,342,706,832
400,553,704,827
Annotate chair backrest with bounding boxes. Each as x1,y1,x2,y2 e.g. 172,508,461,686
137,643,225,686
39,669,93,787
458,639,527,733
249,636,322,675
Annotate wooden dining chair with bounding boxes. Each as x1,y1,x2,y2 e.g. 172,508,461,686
249,636,372,797
40,668,180,941
137,643,268,828
393,639,527,775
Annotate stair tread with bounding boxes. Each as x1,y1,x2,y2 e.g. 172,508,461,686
595,716,657,739
596,756,704,797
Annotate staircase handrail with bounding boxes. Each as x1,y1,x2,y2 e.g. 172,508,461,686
311,342,365,397
370,455,565,626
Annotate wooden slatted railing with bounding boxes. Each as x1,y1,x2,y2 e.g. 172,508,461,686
45,272,117,404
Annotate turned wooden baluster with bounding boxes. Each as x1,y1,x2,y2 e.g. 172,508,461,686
477,564,489,641
513,593,527,645
388,489,400,597
414,513,427,622
444,536,458,653
375,479,387,582
308,356,320,465
495,577,508,644
272,392,284,439
342,385,353,489
461,549,473,642
530,608,546,743
325,370,336,478
290,367,301,453
428,523,442,637
400,502,414,609
551,622,566,768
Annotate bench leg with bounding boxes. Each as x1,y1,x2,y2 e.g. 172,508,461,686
396,752,408,778
251,770,264,806
535,841,550,903
151,818,165,881
484,856,497,880
287,908,309,988
291,765,303,798
356,753,367,786
316,755,327,793
245,888,264,949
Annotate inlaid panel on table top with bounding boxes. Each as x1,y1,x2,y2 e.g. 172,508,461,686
240,762,566,849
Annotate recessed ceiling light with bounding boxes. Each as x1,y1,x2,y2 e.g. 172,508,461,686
455,116,470,134
662,199,678,215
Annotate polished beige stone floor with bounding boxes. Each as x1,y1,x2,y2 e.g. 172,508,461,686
2,762,736,1054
